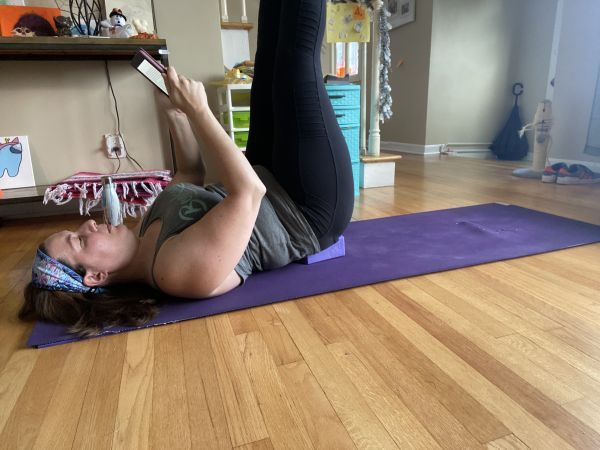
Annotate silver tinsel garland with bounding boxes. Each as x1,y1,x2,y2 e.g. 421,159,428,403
335,0,393,122
378,5,393,122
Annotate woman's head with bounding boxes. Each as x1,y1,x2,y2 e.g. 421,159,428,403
23,219,160,336
21,219,160,336
40,219,139,290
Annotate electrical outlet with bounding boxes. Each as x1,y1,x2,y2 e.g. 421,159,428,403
104,134,126,159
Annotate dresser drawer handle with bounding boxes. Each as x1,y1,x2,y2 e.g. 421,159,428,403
335,114,345,118
329,95,345,99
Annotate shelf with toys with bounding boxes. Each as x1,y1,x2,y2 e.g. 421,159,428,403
0,36,168,63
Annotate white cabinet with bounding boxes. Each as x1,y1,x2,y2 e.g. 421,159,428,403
216,84,252,151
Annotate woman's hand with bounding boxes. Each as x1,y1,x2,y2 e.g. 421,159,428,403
163,66,210,116
154,89,184,117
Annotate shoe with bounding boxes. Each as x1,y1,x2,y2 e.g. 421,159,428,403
556,164,600,185
542,162,568,183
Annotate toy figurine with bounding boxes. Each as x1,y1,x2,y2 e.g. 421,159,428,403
100,8,135,38
54,16,73,37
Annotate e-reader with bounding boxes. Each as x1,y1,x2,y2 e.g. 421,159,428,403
131,48,169,95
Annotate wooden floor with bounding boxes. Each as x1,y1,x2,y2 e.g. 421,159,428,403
1,154,600,449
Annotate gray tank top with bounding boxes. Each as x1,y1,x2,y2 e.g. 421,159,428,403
138,165,320,287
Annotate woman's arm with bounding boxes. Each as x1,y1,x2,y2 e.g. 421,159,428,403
156,92,206,186
164,67,264,196
150,67,266,298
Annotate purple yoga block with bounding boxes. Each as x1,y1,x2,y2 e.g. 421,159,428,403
299,236,345,264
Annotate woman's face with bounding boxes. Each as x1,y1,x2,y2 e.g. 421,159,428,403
43,219,137,285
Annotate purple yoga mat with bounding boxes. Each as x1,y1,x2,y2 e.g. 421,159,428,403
27,203,600,348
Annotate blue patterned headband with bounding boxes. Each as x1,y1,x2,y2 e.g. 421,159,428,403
32,248,107,294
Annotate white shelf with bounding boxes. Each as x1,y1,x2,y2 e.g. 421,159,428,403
218,84,252,153
216,83,252,91
218,105,251,112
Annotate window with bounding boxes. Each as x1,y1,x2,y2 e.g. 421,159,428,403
335,42,360,77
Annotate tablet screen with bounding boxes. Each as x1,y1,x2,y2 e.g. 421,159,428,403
136,59,169,95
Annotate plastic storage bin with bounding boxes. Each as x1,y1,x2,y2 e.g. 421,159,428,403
223,111,251,129
340,126,360,163
326,84,361,108
234,131,249,148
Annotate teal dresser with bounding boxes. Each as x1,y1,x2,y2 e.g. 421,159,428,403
326,84,361,196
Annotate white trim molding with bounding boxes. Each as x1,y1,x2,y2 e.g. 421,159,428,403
381,141,443,155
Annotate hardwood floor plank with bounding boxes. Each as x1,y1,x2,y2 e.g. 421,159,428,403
112,328,155,450
544,246,600,274
273,301,400,449
277,360,357,449
72,334,127,449
373,283,599,449
400,279,583,404
0,273,36,374
401,278,513,338
427,267,600,386
239,331,313,449
468,265,600,339
206,314,268,447
32,340,100,449
295,295,347,345
521,253,600,292
328,340,442,449
228,309,260,336
413,272,562,332
548,327,600,363
251,305,302,366
356,286,573,449
234,438,274,450
509,258,600,306
498,334,600,406
181,319,233,450
322,291,507,447
563,398,600,435
151,325,192,449
478,262,600,329
486,434,530,450
0,348,39,436
0,346,68,450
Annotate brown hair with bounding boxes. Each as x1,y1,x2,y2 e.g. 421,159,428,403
19,246,164,337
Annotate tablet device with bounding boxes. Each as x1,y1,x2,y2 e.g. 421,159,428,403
131,48,169,96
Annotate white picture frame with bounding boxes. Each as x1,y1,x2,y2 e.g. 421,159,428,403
386,0,415,29
0,136,35,190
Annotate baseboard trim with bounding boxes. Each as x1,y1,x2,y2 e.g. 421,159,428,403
381,141,441,155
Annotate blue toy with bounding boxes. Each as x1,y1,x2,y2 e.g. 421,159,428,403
0,138,23,178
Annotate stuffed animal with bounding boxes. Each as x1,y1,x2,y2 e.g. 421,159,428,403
100,8,135,38
13,13,56,37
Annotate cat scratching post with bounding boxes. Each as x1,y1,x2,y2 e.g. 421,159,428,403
513,100,553,179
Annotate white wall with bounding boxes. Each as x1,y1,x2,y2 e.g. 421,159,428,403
551,0,600,164
380,0,558,149
379,0,434,145
507,0,558,148
426,0,518,145
0,0,224,188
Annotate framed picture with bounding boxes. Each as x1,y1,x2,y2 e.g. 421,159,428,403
0,136,35,190
386,0,415,29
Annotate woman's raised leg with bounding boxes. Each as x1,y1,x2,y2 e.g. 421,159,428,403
271,0,354,249
244,0,283,169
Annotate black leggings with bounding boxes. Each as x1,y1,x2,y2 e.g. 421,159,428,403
245,0,355,250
